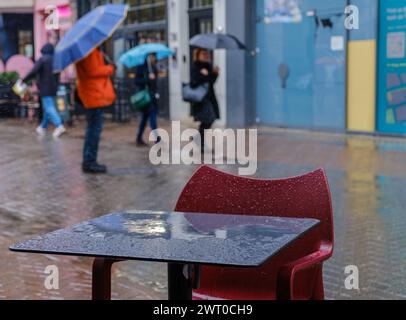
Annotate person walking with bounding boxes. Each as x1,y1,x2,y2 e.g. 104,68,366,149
23,43,66,139
134,53,160,147
76,47,116,174
190,48,220,152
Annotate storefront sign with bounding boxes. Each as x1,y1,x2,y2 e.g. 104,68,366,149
378,0,406,133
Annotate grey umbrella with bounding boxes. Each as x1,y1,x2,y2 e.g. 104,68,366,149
189,33,247,50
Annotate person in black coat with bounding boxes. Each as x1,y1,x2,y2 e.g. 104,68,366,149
134,53,159,146
190,48,220,152
23,43,66,138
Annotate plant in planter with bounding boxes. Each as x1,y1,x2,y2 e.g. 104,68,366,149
0,71,20,86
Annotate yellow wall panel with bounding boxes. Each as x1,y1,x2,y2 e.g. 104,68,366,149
347,40,377,132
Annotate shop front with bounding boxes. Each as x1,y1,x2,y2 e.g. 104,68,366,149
169,0,350,130
377,0,406,134
0,1,34,62
168,0,405,136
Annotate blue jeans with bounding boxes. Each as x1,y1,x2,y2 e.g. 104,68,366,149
137,102,158,142
83,108,104,165
40,96,62,129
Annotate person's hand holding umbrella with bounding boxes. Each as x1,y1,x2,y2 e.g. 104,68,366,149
189,32,244,81
101,50,117,73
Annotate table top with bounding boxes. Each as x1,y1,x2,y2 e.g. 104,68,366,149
10,211,319,267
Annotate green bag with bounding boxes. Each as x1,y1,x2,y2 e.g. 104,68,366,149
130,89,151,112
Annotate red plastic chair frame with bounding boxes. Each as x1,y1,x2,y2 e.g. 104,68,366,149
175,165,334,300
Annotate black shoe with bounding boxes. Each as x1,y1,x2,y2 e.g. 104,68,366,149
82,163,107,174
136,140,149,147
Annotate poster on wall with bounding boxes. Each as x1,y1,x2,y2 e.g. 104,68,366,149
378,0,406,133
264,0,302,24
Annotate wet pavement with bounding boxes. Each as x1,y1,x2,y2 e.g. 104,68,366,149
1,117,406,300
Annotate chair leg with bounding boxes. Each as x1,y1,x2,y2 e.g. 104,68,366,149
92,258,118,300
311,266,325,300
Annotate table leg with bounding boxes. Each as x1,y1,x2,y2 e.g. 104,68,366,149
92,258,117,300
167,263,193,300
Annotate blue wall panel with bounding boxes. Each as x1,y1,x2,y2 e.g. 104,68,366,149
256,0,347,129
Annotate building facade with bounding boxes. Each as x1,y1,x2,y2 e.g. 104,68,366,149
168,0,406,135
5,0,402,135
0,0,74,73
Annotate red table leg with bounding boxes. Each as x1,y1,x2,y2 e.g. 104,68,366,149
92,259,199,300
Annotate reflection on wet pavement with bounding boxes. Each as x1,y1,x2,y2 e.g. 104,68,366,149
1,120,406,299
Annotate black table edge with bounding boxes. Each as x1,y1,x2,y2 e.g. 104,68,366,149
9,218,320,269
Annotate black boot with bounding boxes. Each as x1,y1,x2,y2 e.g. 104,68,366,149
82,162,107,174
136,140,149,147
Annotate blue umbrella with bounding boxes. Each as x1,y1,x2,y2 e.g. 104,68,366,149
119,43,174,68
53,4,128,72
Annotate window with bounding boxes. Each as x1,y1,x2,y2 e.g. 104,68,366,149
188,0,213,37
0,14,33,61
126,0,166,25
18,30,33,58
189,0,213,9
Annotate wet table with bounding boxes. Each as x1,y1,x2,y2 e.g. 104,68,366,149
10,210,319,300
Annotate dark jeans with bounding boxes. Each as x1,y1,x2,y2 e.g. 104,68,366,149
83,108,104,165
137,102,158,143
199,120,214,151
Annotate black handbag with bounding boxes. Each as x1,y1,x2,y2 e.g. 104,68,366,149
182,82,209,104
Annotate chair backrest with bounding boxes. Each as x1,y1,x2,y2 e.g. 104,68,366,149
175,165,333,300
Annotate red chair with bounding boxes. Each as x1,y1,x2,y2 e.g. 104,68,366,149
175,165,334,300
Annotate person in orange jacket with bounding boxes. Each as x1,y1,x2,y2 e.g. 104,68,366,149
76,47,116,174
